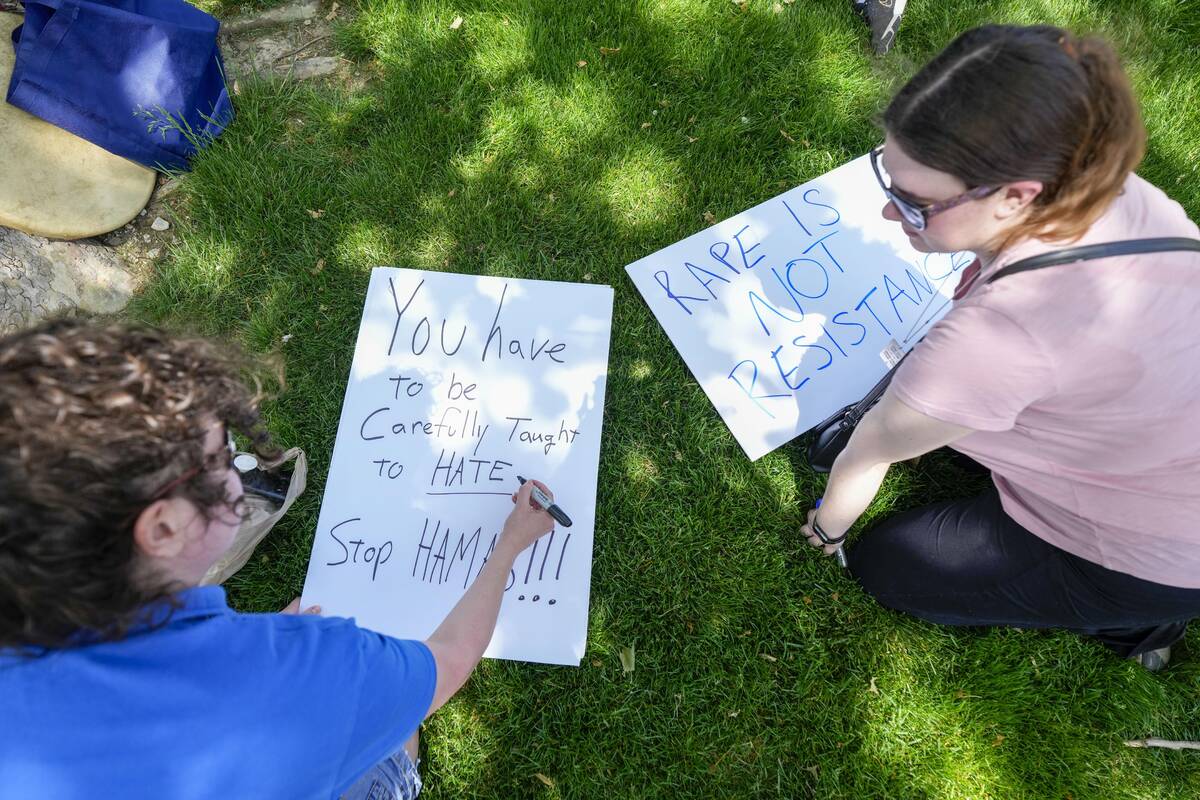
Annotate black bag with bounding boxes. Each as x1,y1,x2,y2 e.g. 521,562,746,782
806,237,1200,473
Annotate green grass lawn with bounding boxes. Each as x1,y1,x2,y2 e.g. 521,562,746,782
131,0,1200,796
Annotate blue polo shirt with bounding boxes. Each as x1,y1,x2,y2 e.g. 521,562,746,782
0,586,437,799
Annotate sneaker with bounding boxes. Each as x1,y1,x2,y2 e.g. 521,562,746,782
861,0,907,55
1134,646,1171,673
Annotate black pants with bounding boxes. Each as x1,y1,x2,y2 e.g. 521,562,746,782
849,487,1200,658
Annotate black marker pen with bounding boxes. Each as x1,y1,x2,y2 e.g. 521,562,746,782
516,476,573,528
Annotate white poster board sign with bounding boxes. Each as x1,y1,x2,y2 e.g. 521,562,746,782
301,268,614,666
625,154,973,460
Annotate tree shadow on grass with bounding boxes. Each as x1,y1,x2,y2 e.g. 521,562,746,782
128,0,1200,796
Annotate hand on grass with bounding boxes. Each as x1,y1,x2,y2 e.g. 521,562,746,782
280,597,322,615
800,507,845,556
503,479,556,551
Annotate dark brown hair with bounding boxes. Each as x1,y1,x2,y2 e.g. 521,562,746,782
884,24,1146,250
0,318,278,652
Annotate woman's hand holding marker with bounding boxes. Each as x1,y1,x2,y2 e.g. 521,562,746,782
503,478,557,551
516,475,574,528
801,498,849,569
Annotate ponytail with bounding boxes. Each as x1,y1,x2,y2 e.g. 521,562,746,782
1033,34,1146,244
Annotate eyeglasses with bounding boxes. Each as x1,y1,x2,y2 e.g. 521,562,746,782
869,145,999,232
124,427,277,530
141,428,237,505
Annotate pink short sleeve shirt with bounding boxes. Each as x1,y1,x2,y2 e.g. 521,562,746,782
890,174,1200,588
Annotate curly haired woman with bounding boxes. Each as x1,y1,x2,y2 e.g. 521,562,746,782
0,319,556,798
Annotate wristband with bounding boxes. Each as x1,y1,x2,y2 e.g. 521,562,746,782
811,517,846,546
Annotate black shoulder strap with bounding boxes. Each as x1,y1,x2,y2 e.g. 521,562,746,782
987,237,1200,284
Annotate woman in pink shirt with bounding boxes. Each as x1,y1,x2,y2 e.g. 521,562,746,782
801,24,1200,672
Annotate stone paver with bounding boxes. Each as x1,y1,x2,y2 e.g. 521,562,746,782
0,228,134,334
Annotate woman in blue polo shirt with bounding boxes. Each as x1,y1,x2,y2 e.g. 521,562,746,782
0,319,557,799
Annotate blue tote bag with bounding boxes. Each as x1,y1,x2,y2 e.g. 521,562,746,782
7,0,232,171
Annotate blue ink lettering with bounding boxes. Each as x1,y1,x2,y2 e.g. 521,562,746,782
802,189,841,227
831,311,868,347
770,344,809,391
820,325,849,358
728,359,787,417
747,290,805,337
884,274,919,323
734,225,766,271
770,266,807,315
783,257,829,299
654,270,707,316
793,335,834,371
709,241,739,275
685,261,732,299
904,266,933,304
781,199,812,236
802,231,846,274
855,286,892,336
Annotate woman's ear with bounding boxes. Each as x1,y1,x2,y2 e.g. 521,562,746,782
132,499,190,560
994,180,1044,220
